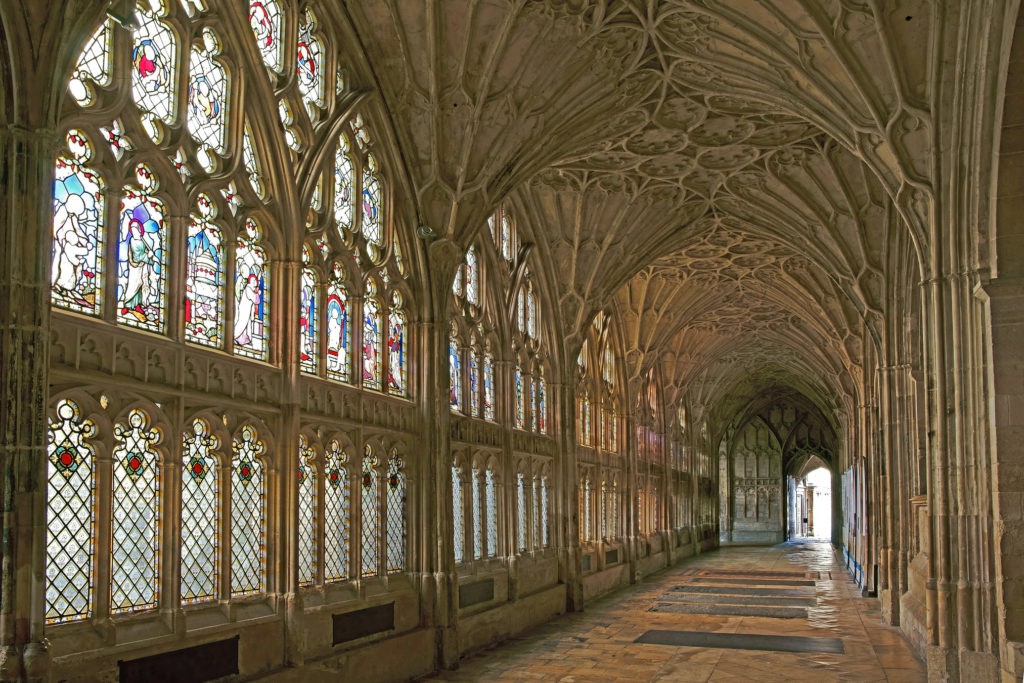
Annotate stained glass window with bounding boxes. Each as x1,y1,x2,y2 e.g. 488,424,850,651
387,292,407,396
541,476,549,547
111,408,161,614
599,481,607,538
500,212,513,263
326,266,351,382
45,399,96,624
234,219,269,360
298,436,317,586
52,131,104,316
581,479,591,542
360,446,379,576
469,347,480,417
323,440,350,582
514,367,525,429
517,290,526,334
249,0,283,72
385,452,406,573
68,19,111,106
516,473,526,553
300,264,319,375
471,468,482,560
466,246,479,306
187,29,228,168
578,395,591,446
529,378,538,432
362,282,382,389
231,425,265,596
117,165,167,332
185,193,224,348
536,375,547,434
449,332,461,412
527,287,537,339
483,354,495,421
485,467,497,558
181,418,218,604
361,155,383,249
131,6,178,131
452,263,463,298
532,476,541,547
333,135,354,234
242,125,266,199
452,467,464,563
296,9,324,111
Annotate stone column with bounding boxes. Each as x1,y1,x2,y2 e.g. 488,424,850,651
554,372,583,611
0,123,60,682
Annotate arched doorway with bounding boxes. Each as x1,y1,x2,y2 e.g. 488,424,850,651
787,455,832,540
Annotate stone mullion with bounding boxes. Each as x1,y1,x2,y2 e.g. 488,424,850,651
218,459,232,608
92,442,114,635
0,124,60,681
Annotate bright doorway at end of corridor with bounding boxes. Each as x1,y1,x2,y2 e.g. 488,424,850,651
788,461,832,540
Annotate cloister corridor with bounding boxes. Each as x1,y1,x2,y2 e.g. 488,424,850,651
261,541,923,682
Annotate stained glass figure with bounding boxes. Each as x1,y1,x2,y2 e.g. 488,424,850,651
362,282,382,389
536,375,547,434
300,264,318,374
243,125,266,199
361,154,383,250
385,452,406,573
185,194,224,347
248,0,283,72
541,476,550,547
451,467,464,563
360,446,379,577
449,333,461,412
117,165,167,331
234,219,269,361
471,467,482,560
69,19,111,106
485,467,497,558
529,378,538,432
181,418,219,604
187,30,228,168
52,131,104,316
514,367,525,429
296,9,324,111
131,7,178,129
516,473,526,552
323,439,351,581
99,119,133,160
350,113,370,148
326,266,351,382
45,399,97,624
111,408,161,614
483,353,495,421
469,347,480,417
527,287,537,339
466,246,479,306
517,290,525,334
231,425,265,596
387,292,406,396
298,436,317,586
333,136,354,233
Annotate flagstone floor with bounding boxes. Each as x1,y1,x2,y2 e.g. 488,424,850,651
419,540,924,682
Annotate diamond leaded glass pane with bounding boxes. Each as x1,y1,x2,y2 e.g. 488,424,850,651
298,436,317,586
541,476,549,547
532,476,541,547
472,468,482,561
452,467,464,563
323,440,350,582
360,447,379,577
385,452,406,573
181,418,218,604
231,425,265,596
516,473,526,553
45,399,96,624
485,468,497,558
110,408,161,614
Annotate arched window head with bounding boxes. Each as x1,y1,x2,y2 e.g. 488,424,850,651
299,248,319,375
466,246,479,306
185,193,225,348
296,9,324,113
233,219,270,361
117,164,167,332
489,207,517,265
527,284,537,339
248,0,283,73
132,2,179,137
52,130,104,317
326,263,351,383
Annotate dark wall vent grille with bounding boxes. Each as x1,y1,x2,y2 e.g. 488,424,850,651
459,578,495,608
332,602,395,645
119,636,238,683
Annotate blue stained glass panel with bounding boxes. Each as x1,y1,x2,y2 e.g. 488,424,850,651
117,167,167,332
300,268,318,374
387,297,406,396
52,131,104,316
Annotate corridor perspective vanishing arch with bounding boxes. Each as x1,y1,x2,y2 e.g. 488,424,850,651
0,1,1022,681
